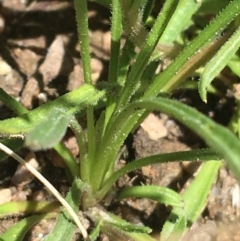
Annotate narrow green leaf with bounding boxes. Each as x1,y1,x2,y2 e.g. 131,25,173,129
103,0,123,134
160,0,203,43
89,221,102,241
0,88,28,115
199,27,240,102
123,98,240,179
118,185,184,208
98,149,220,200
69,117,89,182
100,223,136,241
0,201,59,218
145,0,240,94
117,39,135,87
94,111,105,156
87,208,151,235
0,84,104,137
74,0,92,84
160,212,187,241
74,0,96,182
183,161,221,222
44,179,85,241
0,85,103,162
0,138,23,162
161,161,221,240
0,88,27,161
102,212,151,234
0,214,56,241
102,216,152,233
179,80,221,96
100,222,155,241
115,0,178,110
98,215,154,241
88,208,153,240
169,212,187,238
25,109,69,150
108,0,122,83
54,141,79,178
74,0,96,168
93,0,185,188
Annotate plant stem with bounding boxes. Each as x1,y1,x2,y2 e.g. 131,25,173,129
74,0,91,85
69,117,90,182
73,0,96,175
0,88,28,115
114,0,177,111
108,0,122,84
103,0,123,137
92,0,179,192
54,142,79,178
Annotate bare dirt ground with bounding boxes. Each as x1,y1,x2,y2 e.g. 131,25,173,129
0,1,240,240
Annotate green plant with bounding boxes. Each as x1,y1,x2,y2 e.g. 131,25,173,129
0,0,240,240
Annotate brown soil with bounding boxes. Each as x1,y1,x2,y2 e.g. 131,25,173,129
0,1,239,241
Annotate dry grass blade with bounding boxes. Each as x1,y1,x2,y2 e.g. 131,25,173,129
0,142,89,240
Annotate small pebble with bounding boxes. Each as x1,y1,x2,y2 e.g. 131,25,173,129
11,152,39,186
0,188,12,204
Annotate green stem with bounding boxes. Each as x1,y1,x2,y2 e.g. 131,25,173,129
161,161,221,240
86,107,96,172
69,117,89,182
103,39,136,135
115,0,177,110
94,1,178,187
54,142,79,178
108,0,122,83
74,0,92,84
0,88,28,115
73,0,96,177
103,0,123,136
97,2,240,190
91,108,143,192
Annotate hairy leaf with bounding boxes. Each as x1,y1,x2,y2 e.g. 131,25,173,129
44,179,85,241
0,84,105,138
118,185,184,208
0,214,56,241
0,201,59,218
161,161,221,240
25,109,70,150
121,98,240,178
199,27,240,102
